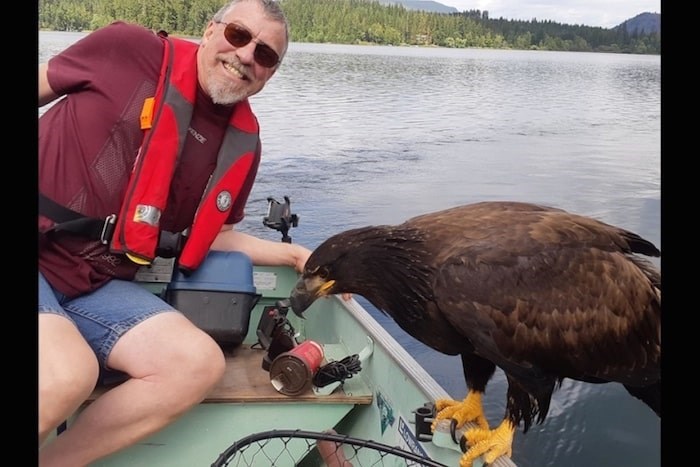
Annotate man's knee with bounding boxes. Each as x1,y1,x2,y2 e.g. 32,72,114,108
171,316,228,386
180,336,227,390
148,335,226,416
39,356,99,441
39,314,100,440
108,313,226,405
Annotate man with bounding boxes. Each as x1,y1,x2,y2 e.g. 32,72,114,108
38,1,310,465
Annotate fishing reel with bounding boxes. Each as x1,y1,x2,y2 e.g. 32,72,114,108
255,299,298,371
263,196,298,243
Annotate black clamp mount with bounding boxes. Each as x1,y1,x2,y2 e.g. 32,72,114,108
263,196,299,243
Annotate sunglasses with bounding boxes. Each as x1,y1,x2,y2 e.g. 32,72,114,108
216,21,280,68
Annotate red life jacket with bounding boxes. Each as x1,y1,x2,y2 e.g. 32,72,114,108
109,33,260,273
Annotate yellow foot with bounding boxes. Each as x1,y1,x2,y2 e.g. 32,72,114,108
431,392,489,432
459,420,515,467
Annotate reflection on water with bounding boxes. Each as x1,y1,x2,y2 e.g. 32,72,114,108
40,31,660,467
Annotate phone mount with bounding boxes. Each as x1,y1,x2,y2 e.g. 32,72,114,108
263,196,298,243
255,299,298,371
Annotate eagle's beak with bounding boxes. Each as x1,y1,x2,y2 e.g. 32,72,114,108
289,277,315,318
289,275,332,318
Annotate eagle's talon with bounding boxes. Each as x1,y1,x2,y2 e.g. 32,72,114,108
459,433,469,453
450,418,459,443
459,420,515,467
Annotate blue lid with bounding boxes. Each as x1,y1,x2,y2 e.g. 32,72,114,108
169,251,256,293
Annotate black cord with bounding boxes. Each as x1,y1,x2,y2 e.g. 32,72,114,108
312,354,362,387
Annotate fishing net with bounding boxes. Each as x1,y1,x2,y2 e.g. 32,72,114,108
211,429,448,467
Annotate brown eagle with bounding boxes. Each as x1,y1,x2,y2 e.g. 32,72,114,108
289,201,661,467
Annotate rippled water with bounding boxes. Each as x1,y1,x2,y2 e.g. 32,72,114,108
40,31,661,467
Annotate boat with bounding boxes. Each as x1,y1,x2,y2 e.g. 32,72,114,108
48,197,515,467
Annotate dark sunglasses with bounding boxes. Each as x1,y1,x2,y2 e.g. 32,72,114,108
215,21,280,68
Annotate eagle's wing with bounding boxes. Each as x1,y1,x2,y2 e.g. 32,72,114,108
410,204,660,385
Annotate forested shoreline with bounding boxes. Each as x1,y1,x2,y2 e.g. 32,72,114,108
39,0,660,54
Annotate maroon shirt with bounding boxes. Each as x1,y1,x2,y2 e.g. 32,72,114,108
39,22,260,297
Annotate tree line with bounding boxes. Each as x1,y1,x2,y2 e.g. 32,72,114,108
38,0,660,55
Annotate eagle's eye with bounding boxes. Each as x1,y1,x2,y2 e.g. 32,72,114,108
318,266,330,279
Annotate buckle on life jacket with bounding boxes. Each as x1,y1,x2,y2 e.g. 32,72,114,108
100,214,117,244
156,230,186,258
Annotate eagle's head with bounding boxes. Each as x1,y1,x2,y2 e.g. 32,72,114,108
289,224,432,318
289,226,377,317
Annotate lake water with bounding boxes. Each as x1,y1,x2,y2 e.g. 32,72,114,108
39,31,661,467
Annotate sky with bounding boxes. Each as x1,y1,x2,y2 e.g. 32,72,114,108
440,0,661,29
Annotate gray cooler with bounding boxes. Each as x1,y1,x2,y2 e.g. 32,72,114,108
166,251,261,348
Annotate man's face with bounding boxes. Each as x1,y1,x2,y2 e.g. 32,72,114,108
198,1,287,105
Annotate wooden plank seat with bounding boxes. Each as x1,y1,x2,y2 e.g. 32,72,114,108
86,343,373,405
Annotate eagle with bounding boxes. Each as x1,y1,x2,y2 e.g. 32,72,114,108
289,201,661,467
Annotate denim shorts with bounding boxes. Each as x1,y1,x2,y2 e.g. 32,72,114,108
38,272,176,379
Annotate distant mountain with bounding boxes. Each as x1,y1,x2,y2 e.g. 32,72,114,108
376,0,457,14
615,12,660,34
378,2,660,33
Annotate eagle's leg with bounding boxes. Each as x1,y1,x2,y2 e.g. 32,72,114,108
457,374,554,466
431,391,489,431
460,419,516,467
430,354,496,433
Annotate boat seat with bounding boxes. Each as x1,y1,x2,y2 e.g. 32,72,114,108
86,343,373,405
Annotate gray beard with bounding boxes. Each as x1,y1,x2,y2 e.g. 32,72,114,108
206,77,247,105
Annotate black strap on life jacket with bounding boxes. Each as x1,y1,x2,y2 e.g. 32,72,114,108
39,193,185,258
39,193,117,244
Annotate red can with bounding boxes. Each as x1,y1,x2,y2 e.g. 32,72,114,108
269,340,324,396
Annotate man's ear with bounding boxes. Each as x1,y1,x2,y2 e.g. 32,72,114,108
201,22,217,45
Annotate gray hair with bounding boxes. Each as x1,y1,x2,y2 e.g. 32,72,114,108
212,0,289,44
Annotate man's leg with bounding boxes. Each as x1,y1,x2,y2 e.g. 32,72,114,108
38,280,226,467
317,429,354,467
39,314,100,446
38,272,100,446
